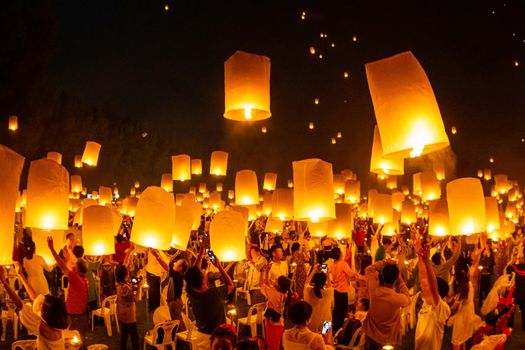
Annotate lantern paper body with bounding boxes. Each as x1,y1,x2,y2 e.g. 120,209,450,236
485,197,500,233
370,126,404,175
263,173,278,191
386,175,397,190
401,199,417,225
228,190,235,200
358,202,368,219
191,159,202,175
344,180,360,203
81,141,101,166
235,170,259,205
413,173,422,195
131,187,175,249
172,154,191,181
161,173,173,192
82,205,116,255
287,180,294,188
209,191,222,209
262,192,273,215
373,193,392,224
333,174,345,195
340,169,355,181
293,159,335,222
26,159,70,230
31,229,63,265
420,171,441,201
71,175,83,193
210,151,228,176
271,189,294,221
172,205,193,249
446,178,486,235
224,50,271,121
210,211,247,261
365,51,449,158
98,186,113,206
392,191,405,211
327,203,353,239
0,145,24,265
434,161,445,181
180,199,202,230
47,152,62,165
382,223,397,236
428,199,450,236
505,202,516,220
309,221,328,238
368,189,378,218
494,174,510,194
8,116,18,131
265,217,283,233
74,155,83,168
216,183,223,192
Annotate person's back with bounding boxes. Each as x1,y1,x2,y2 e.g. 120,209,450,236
283,301,332,350
23,255,50,296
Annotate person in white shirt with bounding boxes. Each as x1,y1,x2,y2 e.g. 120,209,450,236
23,240,54,296
283,300,333,350
303,265,334,333
247,246,268,303
269,245,289,283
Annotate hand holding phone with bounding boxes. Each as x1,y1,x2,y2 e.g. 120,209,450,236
206,249,216,264
321,321,332,335
321,263,328,273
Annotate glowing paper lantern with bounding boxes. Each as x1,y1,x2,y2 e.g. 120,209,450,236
263,173,277,191
386,175,397,190
287,179,294,188
358,202,368,219
0,145,24,265
235,170,259,205
262,192,273,215
434,161,445,181
344,180,360,203
327,203,353,239
130,187,136,196
26,159,69,230
293,159,336,222
370,126,404,175
333,174,345,195
98,186,113,206
8,116,18,131
413,173,422,195
228,190,235,200
401,199,417,225
74,155,83,168
340,169,355,181
382,223,397,236
172,154,191,181
373,193,393,225
264,217,283,233
134,181,140,189
224,50,271,121
428,199,449,236
31,229,63,265
485,197,500,233
172,205,193,249
392,191,405,211
477,169,483,178
210,211,247,261
70,175,83,193
191,159,202,175
494,174,510,194
216,183,223,192
309,221,328,238
446,178,486,235
81,141,101,166
47,152,62,165
505,202,517,220
209,191,222,210
365,51,449,158
131,187,175,249
181,199,202,230
368,189,378,218
161,173,173,192
82,205,116,256
420,171,441,201
210,151,228,176
483,169,492,181
271,188,294,221
69,198,81,212
198,183,207,194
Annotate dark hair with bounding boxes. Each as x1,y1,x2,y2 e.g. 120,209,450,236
359,298,370,311
270,244,282,256
170,258,189,275
277,276,293,318
383,238,392,246
431,253,442,266
25,240,36,260
453,270,469,300
250,246,261,253
116,234,124,243
210,324,237,349
72,245,84,258
331,247,342,260
235,340,259,350
451,237,459,244
382,264,399,285
436,278,449,298
42,295,68,329
66,232,75,240
312,272,327,299
360,255,373,275
289,300,313,325
115,264,128,283
76,259,88,276
291,242,301,253
185,266,204,290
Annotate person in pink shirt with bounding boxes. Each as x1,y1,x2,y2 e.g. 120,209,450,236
327,247,354,333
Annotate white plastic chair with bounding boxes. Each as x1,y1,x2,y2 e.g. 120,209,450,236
11,340,36,350
335,326,366,350
235,277,251,305
1,301,19,342
153,305,172,325
175,312,199,350
91,295,120,336
87,345,109,350
237,302,265,338
143,320,180,350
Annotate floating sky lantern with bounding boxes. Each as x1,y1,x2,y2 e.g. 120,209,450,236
31,228,63,265
337,132,342,139
191,159,202,175
365,51,449,158
333,174,345,195
134,181,140,189
172,204,193,249
386,175,397,190
271,188,294,221
82,205,117,256
314,98,320,105
261,126,267,133
8,116,18,131
98,186,113,206
70,175,83,193
327,203,353,239
263,172,277,191
434,161,445,181
265,217,283,233
413,173,422,195
172,154,191,181
0,145,24,265
309,46,316,55
382,223,398,236
451,126,457,135
215,182,223,192
358,202,368,219
293,158,336,222
81,141,101,166
309,221,328,238
161,173,173,192
428,199,450,236
209,191,222,210
74,155,83,168
483,169,492,181
494,174,510,194
352,35,358,42
181,199,202,230
235,170,259,205
210,211,247,261
485,197,500,233
505,201,517,220
47,152,62,165
331,138,336,145
370,126,404,175
262,192,273,215
401,199,417,225
392,191,405,211
373,193,393,225
447,178,486,235
344,180,360,203
368,189,378,218
420,171,441,201
210,151,228,176
224,50,271,121
343,72,349,78
287,179,294,188
26,159,69,231
309,122,314,130
228,190,235,200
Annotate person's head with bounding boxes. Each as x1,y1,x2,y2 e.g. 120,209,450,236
235,340,259,350
277,275,291,293
270,245,284,261
382,264,399,285
357,298,370,312
487,239,493,248
72,245,84,259
25,240,36,260
304,231,311,240
41,295,68,330
451,237,459,249
65,233,75,246
383,238,392,251
170,258,189,274
115,234,124,243
249,246,261,259
291,242,301,254
331,247,342,261
431,252,443,266
453,270,469,300
185,266,206,290
312,272,327,299
289,300,313,326
115,264,129,283
436,278,450,299
360,255,373,275
210,324,237,350
74,258,88,277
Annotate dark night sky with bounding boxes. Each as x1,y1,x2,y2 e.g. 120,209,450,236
2,0,525,191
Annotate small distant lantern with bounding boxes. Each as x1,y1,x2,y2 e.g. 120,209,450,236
287,179,294,188
263,173,277,191
130,187,136,196
485,197,500,233
337,132,342,139
172,154,191,181
392,191,405,211
343,72,349,78
352,35,358,42
82,205,117,256
314,98,320,105
327,203,353,240
265,217,283,233
209,191,222,210
47,152,62,165
309,122,315,130
309,46,316,55
261,126,267,133
235,170,259,205
446,178,486,235
413,173,422,195
365,51,449,158
210,211,247,261
98,186,113,206
191,159,202,175
172,205,193,249
434,161,445,181
368,189,378,218
262,192,273,215
74,155,83,168
332,174,345,196
8,116,18,131
494,174,510,194
224,50,271,121
331,138,336,144
228,190,235,200
210,151,228,176
420,171,441,201
198,183,207,194
161,173,173,192
344,180,360,203
81,141,101,166
370,126,404,175
386,175,397,190
271,188,294,221
428,199,450,236
451,126,457,134
401,199,417,225
70,175,83,193
489,157,494,163
134,181,140,189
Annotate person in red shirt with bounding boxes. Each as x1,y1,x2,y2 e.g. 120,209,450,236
48,236,88,349
353,224,366,253
114,234,131,265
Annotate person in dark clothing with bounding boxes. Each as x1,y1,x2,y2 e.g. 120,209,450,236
479,240,496,307
513,251,525,330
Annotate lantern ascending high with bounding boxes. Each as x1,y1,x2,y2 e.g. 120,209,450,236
8,116,18,131
271,188,294,221
224,50,271,121
74,155,83,168
392,191,405,211
373,193,393,225
210,211,247,261
81,141,101,166
70,175,83,193
494,174,510,194
26,159,69,231
333,174,345,195
401,199,417,225
131,186,175,249
98,186,113,206
262,192,273,215
47,152,62,165
172,154,191,181
235,170,259,205
82,205,117,256
365,51,449,158
344,180,360,203
263,173,278,191
210,151,228,176
327,203,353,239
293,158,336,222
485,197,500,233
0,145,24,265
428,199,449,236
370,126,404,175
446,178,486,235
191,159,202,175
172,204,193,250
161,173,173,192
420,171,441,201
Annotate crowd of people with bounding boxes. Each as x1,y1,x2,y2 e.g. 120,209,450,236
1,214,524,350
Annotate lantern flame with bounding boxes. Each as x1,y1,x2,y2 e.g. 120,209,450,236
244,107,252,120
